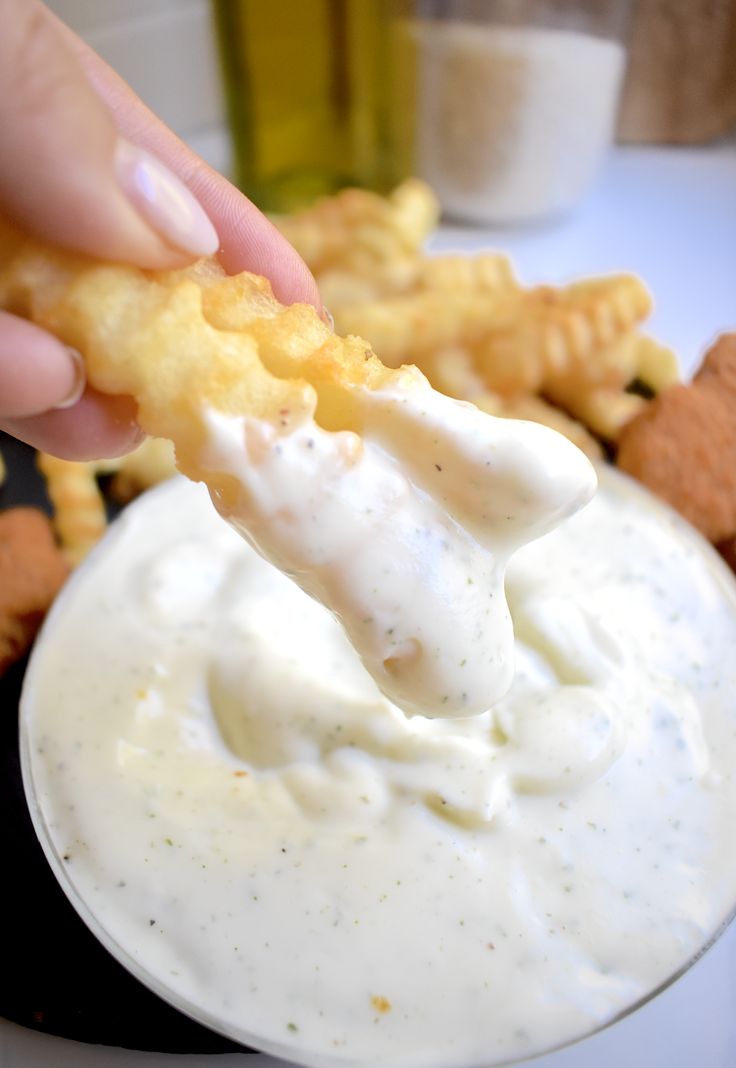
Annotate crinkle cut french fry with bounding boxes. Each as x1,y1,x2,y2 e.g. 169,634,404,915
0,222,419,514
273,179,439,295
37,452,107,565
547,385,647,442
633,335,680,393
275,181,677,451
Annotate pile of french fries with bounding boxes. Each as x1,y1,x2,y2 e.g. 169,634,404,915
9,180,676,565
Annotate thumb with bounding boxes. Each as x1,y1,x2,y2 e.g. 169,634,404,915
0,0,218,268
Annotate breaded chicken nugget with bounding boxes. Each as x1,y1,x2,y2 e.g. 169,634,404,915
0,508,69,674
617,334,736,543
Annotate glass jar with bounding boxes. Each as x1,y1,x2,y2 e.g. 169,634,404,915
409,0,632,224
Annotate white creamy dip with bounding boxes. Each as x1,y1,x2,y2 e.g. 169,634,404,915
22,469,736,1068
202,380,595,718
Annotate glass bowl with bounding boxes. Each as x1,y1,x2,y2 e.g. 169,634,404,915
18,469,736,1068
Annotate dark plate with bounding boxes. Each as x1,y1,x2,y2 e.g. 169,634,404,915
0,432,247,1054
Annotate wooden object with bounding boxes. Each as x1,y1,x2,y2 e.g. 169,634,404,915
617,0,736,143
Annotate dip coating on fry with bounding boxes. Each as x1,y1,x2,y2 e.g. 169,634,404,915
0,225,595,716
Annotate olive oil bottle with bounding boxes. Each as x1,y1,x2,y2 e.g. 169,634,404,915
211,0,417,212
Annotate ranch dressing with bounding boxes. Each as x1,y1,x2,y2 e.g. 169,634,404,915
201,379,596,718
22,468,736,1068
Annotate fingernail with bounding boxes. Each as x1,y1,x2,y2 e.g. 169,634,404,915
115,139,219,258
320,305,335,331
53,347,86,410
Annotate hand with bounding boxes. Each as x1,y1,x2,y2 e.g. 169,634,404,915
0,0,321,460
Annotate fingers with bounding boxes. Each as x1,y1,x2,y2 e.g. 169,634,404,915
0,311,139,459
54,13,322,310
0,0,218,268
0,0,322,463
0,311,85,417
1,391,142,461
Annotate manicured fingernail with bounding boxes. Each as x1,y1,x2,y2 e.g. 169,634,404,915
53,347,86,410
115,139,219,258
321,305,335,331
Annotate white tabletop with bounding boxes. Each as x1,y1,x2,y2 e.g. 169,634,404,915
3,144,736,1068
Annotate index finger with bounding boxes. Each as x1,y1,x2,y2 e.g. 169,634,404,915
48,10,322,311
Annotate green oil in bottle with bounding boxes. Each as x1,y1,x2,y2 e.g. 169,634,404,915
211,0,418,212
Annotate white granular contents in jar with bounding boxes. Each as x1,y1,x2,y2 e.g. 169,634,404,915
412,22,626,223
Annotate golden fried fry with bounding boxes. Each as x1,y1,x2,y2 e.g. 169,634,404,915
333,278,518,369
418,347,489,401
545,385,647,443
0,224,417,515
468,390,505,417
336,273,652,389
416,253,517,294
276,181,676,451
480,279,650,393
1,176,677,499
35,438,177,564
330,252,517,368
632,335,680,393
273,179,439,297
329,254,673,445
37,452,107,565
